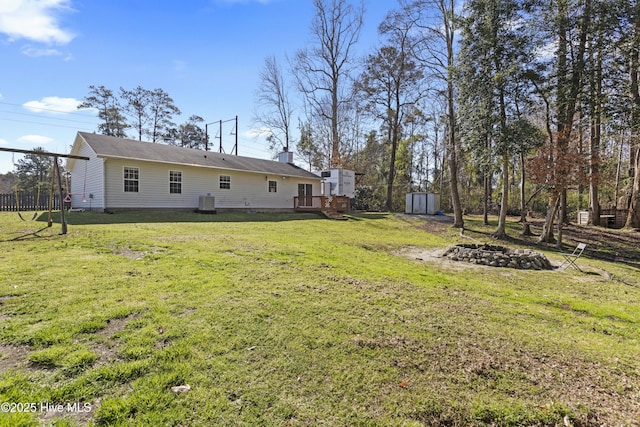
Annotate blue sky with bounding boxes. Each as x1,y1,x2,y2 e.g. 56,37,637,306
0,0,391,173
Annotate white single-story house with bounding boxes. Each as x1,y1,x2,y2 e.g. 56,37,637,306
66,132,321,212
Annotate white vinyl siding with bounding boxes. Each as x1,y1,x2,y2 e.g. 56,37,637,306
67,137,105,210
102,157,319,209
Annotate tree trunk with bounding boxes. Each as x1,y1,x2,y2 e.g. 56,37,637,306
556,190,566,250
493,79,509,239
483,173,490,225
614,133,624,208
520,151,527,223
589,105,600,225
445,0,463,229
588,25,603,226
331,78,341,167
625,149,640,228
589,116,601,225
626,7,640,229
539,193,559,243
386,114,400,212
493,153,509,238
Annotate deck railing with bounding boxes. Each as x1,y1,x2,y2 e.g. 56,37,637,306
294,196,350,212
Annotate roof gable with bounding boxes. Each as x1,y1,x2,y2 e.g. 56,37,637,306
77,132,319,179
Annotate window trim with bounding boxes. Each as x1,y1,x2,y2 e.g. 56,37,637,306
219,175,231,190
123,166,139,193
169,170,182,194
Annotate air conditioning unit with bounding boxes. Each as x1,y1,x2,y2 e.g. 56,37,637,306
198,195,216,213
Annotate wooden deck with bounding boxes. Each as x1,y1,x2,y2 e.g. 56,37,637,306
294,196,350,220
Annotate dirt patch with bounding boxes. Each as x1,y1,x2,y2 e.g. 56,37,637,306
0,344,30,372
112,245,166,260
95,316,132,339
393,246,564,275
395,243,628,281
92,313,139,365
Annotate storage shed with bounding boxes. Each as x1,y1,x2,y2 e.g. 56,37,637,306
405,192,441,215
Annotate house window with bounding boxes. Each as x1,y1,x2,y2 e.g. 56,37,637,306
268,180,277,193
169,171,182,194
124,167,139,192
219,175,231,189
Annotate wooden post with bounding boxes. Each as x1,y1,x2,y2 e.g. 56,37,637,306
48,159,55,227
53,156,67,234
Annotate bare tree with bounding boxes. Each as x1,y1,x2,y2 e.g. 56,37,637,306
293,0,364,168
254,55,294,152
355,6,425,211
402,0,464,228
536,0,590,246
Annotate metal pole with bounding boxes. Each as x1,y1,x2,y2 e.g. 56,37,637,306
219,120,223,153
205,123,209,151
234,115,238,155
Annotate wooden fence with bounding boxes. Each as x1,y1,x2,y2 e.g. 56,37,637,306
0,192,61,212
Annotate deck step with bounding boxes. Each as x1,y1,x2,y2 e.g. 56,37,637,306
321,209,348,220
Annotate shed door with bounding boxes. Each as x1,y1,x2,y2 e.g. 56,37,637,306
413,194,427,214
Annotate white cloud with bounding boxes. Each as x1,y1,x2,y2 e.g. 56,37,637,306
21,44,62,57
244,127,272,138
0,0,75,44
0,138,8,146
23,96,82,113
17,134,54,145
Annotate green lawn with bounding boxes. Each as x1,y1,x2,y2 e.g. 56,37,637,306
0,211,638,426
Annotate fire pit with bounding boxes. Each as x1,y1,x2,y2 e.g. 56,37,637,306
442,244,552,270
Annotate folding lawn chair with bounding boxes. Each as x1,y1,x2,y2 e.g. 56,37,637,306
560,243,586,271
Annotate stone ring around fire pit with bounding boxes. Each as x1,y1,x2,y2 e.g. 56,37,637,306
442,244,553,270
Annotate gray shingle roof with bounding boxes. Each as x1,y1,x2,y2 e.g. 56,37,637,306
78,132,319,180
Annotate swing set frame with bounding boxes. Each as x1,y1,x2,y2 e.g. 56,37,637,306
0,147,89,235
13,182,42,221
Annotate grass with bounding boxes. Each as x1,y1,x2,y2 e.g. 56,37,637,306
0,211,638,426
